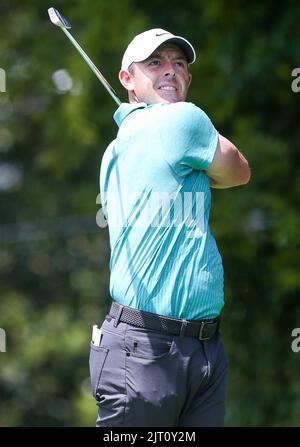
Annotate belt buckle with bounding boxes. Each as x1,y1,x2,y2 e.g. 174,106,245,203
198,321,211,341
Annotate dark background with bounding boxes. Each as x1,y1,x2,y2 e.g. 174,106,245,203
1,0,300,426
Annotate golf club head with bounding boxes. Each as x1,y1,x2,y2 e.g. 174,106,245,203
48,7,71,29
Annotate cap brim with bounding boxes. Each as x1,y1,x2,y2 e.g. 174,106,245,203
133,36,196,65
163,37,196,64
121,31,196,70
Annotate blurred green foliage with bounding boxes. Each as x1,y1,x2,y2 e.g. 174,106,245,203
1,0,300,426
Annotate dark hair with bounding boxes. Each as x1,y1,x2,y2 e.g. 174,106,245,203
128,63,135,74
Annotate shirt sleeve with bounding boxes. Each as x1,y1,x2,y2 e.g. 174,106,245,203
159,102,218,176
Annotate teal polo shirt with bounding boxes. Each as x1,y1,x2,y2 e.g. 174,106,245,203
100,101,224,320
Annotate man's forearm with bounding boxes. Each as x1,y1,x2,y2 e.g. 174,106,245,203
208,177,233,189
206,137,251,189
208,169,250,189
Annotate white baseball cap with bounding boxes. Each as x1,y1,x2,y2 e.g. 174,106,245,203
121,28,196,70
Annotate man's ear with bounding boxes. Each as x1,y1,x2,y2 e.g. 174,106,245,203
119,69,135,92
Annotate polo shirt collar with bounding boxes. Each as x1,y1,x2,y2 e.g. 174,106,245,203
114,102,147,127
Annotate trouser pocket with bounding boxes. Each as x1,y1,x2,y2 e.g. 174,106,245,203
89,343,109,399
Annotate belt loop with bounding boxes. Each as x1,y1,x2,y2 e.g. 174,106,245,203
113,304,124,327
179,319,188,338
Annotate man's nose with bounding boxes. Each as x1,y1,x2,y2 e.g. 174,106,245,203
164,71,176,77
163,62,176,77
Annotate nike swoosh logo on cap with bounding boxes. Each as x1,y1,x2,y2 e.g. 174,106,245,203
155,32,170,37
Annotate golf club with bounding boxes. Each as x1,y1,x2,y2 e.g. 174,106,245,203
48,7,121,106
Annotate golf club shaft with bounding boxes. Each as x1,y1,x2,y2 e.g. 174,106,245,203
61,27,121,106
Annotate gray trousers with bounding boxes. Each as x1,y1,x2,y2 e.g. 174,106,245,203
89,315,228,427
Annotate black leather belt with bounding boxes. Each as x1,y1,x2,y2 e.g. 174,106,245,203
109,301,220,341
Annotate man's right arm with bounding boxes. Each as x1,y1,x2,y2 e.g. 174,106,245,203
206,134,251,189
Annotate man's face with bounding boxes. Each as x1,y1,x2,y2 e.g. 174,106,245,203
120,43,192,104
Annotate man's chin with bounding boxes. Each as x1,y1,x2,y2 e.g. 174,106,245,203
156,93,182,104
142,92,183,104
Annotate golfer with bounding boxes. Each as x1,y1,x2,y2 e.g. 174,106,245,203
89,28,250,427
